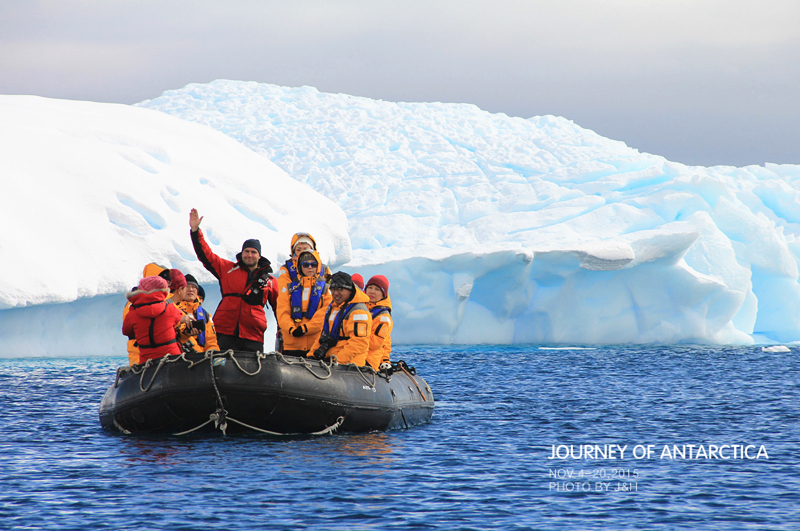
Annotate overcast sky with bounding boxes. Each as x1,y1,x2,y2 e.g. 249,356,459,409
2,0,798,167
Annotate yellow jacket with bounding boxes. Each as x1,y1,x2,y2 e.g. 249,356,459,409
177,300,220,353
278,234,330,294
308,288,371,366
276,251,332,353
366,296,393,371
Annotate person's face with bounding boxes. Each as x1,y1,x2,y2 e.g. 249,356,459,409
172,286,187,303
300,259,318,277
365,285,383,303
242,248,260,268
185,284,198,302
331,286,352,305
293,242,312,258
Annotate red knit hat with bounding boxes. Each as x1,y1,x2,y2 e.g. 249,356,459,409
366,275,389,297
169,269,186,291
138,275,168,292
352,273,365,290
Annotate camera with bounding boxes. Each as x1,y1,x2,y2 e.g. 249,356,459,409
313,331,337,360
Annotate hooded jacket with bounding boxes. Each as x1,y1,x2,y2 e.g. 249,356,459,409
122,285,183,361
191,228,278,342
307,288,372,366
276,251,332,353
124,262,169,366
277,232,332,294
365,295,393,371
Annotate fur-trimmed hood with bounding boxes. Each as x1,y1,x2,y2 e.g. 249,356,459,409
126,287,170,318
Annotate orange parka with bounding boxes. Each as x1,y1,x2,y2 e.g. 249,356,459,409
307,288,372,366
277,233,331,294
365,296,393,371
276,251,332,353
177,299,220,353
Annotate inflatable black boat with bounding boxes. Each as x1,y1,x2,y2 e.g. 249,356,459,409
99,350,434,436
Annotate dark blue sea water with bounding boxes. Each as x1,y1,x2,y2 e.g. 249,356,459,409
1,345,798,530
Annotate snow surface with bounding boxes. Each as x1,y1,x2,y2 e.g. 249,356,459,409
2,81,800,356
0,95,349,356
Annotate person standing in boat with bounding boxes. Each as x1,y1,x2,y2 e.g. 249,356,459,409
275,232,331,350
276,250,332,358
308,272,371,366
189,208,277,352
176,274,220,353
364,275,393,372
123,276,189,362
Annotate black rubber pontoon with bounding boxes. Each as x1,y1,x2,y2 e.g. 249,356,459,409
99,351,434,435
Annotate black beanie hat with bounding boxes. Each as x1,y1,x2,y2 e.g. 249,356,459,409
184,274,206,301
242,239,261,255
329,271,355,291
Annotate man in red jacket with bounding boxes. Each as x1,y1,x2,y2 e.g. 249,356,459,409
189,208,278,352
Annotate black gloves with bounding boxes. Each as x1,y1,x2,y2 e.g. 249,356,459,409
291,326,306,337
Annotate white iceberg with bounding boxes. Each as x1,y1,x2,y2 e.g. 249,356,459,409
137,81,800,345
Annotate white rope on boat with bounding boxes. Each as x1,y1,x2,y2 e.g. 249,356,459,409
227,349,265,376
347,362,377,388
226,415,345,436
138,358,162,392
173,415,216,436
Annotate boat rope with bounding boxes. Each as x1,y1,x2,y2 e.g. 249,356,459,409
186,351,213,369
208,352,228,436
225,415,344,436
137,353,189,392
351,363,376,388
172,416,215,436
172,410,344,437
271,351,336,380
303,357,335,380
398,364,427,402
227,349,265,376
139,357,164,392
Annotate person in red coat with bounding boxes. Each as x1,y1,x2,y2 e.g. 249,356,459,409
189,208,278,352
123,276,187,362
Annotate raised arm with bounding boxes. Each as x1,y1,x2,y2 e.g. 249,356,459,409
190,208,203,232
189,209,231,280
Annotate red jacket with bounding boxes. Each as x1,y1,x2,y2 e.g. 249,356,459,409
122,287,183,361
191,229,278,342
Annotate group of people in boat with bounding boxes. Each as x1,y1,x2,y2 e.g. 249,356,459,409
122,208,393,372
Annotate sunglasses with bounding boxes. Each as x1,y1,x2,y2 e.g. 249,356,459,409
301,261,319,268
